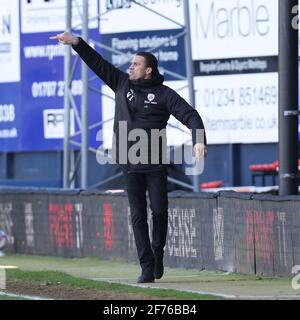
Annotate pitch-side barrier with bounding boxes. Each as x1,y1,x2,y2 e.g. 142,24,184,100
0,188,299,276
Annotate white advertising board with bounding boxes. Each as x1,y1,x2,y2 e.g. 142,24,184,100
189,0,278,60
190,0,279,144
21,0,98,33
194,72,278,144
0,0,20,83
99,0,184,34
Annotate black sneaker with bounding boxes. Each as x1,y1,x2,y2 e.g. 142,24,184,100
137,274,155,283
154,256,164,279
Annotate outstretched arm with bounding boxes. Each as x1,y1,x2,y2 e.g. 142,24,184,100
50,32,128,92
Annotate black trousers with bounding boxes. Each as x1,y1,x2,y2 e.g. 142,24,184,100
123,168,168,273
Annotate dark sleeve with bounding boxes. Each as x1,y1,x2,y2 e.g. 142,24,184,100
72,37,128,92
166,89,207,146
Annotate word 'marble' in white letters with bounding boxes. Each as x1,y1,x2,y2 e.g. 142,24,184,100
103,304,138,318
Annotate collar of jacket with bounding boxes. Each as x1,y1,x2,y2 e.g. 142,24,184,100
130,73,164,87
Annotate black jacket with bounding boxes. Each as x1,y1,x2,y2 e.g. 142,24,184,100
73,38,206,172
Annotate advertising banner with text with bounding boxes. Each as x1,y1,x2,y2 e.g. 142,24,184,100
16,0,101,151
190,0,279,144
0,0,21,151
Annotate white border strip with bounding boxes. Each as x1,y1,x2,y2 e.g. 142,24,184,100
93,279,237,299
94,279,300,300
0,291,52,300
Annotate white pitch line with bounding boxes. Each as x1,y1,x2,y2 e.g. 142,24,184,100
115,282,300,300
0,291,52,300
91,278,300,300
92,275,201,281
91,278,237,299
110,281,238,299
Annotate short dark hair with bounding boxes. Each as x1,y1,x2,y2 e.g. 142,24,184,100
136,52,159,76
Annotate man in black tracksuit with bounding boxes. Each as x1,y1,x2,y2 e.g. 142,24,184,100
51,32,207,283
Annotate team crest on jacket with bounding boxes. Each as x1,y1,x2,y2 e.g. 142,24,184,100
147,94,155,102
145,93,157,105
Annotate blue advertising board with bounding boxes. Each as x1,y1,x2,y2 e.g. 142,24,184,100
0,0,103,152
0,83,22,151
0,0,21,152
20,29,102,151
101,29,186,81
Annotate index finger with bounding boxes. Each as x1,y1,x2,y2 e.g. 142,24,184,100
49,35,58,39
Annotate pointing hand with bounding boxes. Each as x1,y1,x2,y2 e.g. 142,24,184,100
49,31,79,46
